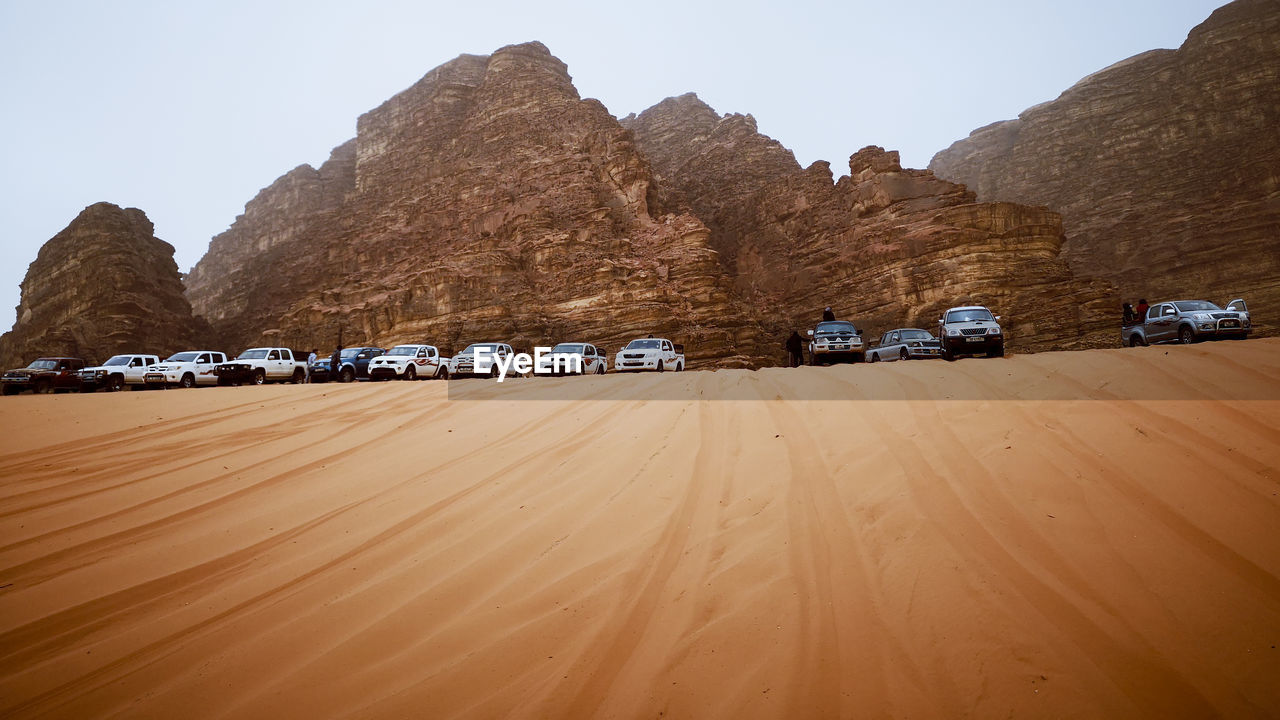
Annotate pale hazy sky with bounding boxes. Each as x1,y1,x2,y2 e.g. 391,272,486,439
0,0,1226,332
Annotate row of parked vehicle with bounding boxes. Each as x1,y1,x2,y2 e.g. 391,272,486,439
810,304,1006,364
809,298,1252,365
0,336,688,394
0,298,1252,395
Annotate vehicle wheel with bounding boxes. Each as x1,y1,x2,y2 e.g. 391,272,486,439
596,364,605,375
252,369,266,386
180,373,196,389
1178,326,1196,344
340,367,355,383
1129,334,1145,348
900,348,909,361
107,374,125,392
35,380,52,394
675,362,683,372
853,354,864,363
656,360,664,373
869,352,879,363
2,385,16,396
291,368,305,384
405,365,417,381
436,366,450,380
942,347,956,362
986,346,1004,358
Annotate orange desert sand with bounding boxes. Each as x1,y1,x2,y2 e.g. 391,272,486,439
1,339,1278,719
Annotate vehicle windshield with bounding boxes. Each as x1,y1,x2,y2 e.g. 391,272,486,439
166,352,200,363
339,348,363,359
103,355,132,366
946,309,994,323
900,330,933,341
387,346,418,356
1174,301,1221,312
815,322,857,334
461,343,502,355
27,359,58,370
238,349,269,360
551,344,584,354
626,340,662,350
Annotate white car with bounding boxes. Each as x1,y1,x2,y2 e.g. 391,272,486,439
451,343,514,378
614,338,684,372
77,354,160,391
366,344,450,380
537,343,608,376
144,351,229,388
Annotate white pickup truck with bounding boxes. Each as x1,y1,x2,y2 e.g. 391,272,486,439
77,354,160,392
215,347,308,386
613,338,684,372
366,344,451,380
450,343,514,378
145,351,229,388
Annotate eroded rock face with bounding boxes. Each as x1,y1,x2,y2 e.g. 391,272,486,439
625,99,1118,353
0,203,212,368
929,0,1280,328
187,42,1118,367
186,43,765,365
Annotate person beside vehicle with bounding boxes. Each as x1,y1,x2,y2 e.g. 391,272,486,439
306,348,318,383
785,331,805,368
1135,299,1150,321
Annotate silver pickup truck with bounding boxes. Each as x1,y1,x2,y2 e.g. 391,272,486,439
868,329,942,362
1123,299,1250,346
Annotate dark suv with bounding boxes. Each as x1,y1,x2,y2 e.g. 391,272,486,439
313,346,385,383
2,357,87,395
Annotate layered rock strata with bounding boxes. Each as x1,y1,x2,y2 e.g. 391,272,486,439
0,203,211,368
929,0,1280,329
625,97,1118,352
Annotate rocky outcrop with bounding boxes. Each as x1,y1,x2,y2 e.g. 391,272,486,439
929,0,1280,329
0,203,212,368
186,43,765,366
625,99,1118,352
187,42,1119,367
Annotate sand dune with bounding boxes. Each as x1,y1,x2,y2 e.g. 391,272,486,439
1,339,1278,718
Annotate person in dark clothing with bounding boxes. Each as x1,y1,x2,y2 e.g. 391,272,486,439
822,306,835,322
1135,299,1150,321
785,331,805,367
1122,303,1136,325
329,345,342,381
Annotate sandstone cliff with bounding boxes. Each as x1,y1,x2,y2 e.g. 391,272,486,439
929,0,1280,329
0,203,212,368
186,43,1119,367
624,96,1118,352
186,43,765,366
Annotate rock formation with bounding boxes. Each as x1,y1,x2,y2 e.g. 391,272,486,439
929,0,1280,330
186,42,1120,366
186,43,766,366
624,96,1118,352
0,203,212,368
